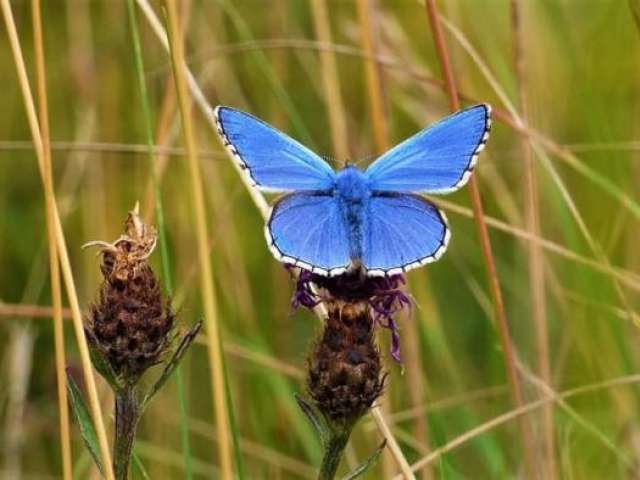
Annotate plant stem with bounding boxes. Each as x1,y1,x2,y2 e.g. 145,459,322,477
0,2,115,478
125,2,193,477
113,388,140,480
163,1,236,478
30,1,73,478
422,1,536,478
318,430,350,480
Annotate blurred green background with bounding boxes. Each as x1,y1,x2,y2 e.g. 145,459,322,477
1,0,640,478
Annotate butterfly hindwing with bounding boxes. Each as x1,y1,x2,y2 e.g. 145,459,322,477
215,106,335,192
362,193,450,276
365,104,491,194
266,192,351,276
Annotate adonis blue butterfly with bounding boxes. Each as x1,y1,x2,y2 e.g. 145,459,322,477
214,104,491,277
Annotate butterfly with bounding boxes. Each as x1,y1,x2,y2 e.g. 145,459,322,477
214,104,491,277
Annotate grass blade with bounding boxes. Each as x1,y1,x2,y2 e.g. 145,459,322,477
163,1,239,477
66,372,103,475
1,2,115,477
30,1,73,478
125,1,195,477
422,1,536,478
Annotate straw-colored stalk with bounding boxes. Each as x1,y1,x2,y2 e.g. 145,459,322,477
355,2,431,479
30,1,72,479
355,0,388,154
310,0,350,161
163,1,234,478
0,1,114,479
509,1,555,478
422,1,537,478
393,373,640,479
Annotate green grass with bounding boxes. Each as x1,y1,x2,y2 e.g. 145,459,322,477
1,1,640,478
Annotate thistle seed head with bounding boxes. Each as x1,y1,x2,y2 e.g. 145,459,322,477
85,206,174,386
307,302,385,427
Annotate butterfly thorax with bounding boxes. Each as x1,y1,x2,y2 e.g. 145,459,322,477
335,166,370,262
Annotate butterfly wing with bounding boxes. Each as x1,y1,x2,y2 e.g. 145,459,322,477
266,192,351,276
362,193,450,276
215,106,335,192
365,104,491,194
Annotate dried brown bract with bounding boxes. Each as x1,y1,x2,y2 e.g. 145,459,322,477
85,205,174,386
308,302,384,427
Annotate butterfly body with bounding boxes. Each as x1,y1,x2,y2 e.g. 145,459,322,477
214,104,491,277
334,166,370,261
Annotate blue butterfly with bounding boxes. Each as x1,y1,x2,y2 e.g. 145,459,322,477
214,104,491,277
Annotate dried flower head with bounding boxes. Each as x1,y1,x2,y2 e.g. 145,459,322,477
308,301,385,427
84,205,174,386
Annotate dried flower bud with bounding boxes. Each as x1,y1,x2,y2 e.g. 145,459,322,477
85,205,174,386
308,301,385,427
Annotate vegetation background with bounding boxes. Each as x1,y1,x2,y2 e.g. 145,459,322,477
1,0,640,478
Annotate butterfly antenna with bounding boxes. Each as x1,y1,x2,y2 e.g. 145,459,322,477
322,154,342,169
353,153,378,169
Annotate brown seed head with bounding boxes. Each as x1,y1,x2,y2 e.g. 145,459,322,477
307,301,385,427
85,205,174,385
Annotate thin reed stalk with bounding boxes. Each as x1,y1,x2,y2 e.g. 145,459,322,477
310,0,350,161
125,1,193,477
30,2,72,479
0,1,114,479
422,1,536,478
356,2,432,478
394,373,640,478
355,0,388,154
438,15,639,334
509,2,555,478
163,1,235,478
370,407,415,480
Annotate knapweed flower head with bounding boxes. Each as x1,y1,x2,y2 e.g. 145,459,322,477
308,301,385,427
292,269,411,361
84,205,174,386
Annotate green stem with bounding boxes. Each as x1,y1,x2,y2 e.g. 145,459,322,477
318,430,351,480
113,388,140,480
126,2,193,479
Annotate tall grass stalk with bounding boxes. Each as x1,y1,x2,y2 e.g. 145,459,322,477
355,2,434,478
30,2,72,479
0,1,115,478
509,2,554,477
422,1,537,478
163,1,235,478
125,1,193,477
356,0,389,154
310,0,350,161
438,15,638,328
396,373,640,479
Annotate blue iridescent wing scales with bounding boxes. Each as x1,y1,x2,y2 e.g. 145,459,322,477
266,192,351,276
362,194,450,276
365,104,491,194
214,106,335,192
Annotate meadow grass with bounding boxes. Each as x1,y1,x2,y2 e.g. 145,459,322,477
1,1,640,478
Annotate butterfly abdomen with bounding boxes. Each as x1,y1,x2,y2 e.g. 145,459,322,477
335,167,370,264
